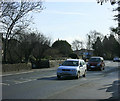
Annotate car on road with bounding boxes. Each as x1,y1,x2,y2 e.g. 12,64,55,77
57,59,87,79
87,56,105,71
113,57,120,62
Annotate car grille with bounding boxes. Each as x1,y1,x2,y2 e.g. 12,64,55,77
62,69,70,71
90,64,97,66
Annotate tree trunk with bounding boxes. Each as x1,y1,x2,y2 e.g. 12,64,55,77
118,1,120,43
3,36,8,63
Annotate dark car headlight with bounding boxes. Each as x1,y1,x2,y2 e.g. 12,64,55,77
87,63,90,66
97,63,101,66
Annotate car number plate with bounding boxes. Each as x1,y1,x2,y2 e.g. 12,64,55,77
62,72,70,74
91,66,95,68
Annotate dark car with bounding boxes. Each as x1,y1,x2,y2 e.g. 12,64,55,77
87,56,105,71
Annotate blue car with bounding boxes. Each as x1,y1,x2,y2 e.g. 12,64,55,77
113,57,120,62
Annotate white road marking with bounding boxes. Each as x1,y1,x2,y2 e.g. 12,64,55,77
43,75,56,78
5,74,57,85
1,71,34,77
0,83,10,86
105,61,113,65
14,79,36,84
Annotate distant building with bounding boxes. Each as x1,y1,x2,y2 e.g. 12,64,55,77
74,49,93,61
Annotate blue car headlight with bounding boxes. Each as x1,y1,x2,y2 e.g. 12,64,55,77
71,69,76,72
57,68,61,71
97,63,101,66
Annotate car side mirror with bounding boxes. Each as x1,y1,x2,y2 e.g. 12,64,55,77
59,64,62,66
79,65,83,67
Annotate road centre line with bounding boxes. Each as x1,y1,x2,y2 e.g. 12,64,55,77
3,74,57,85
14,79,36,85
1,61,112,77
2,68,115,86
47,77,102,99
6,73,101,86
1,71,34,77
14,74,57,84
1,68,57,77
0,83,10,86
43,74,56,78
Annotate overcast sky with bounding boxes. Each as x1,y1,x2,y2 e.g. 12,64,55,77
30,0,118,45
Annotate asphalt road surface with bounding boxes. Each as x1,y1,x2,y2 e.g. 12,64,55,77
1,61,120,100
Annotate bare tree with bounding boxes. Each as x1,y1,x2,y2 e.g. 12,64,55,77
97,0,116,5
86,34,91,50
31,32,51,62
0,1,44,62
97,0,120,43
86,30,104,50
72,40,83,51
11,30,51,63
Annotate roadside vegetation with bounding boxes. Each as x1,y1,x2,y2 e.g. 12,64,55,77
1,1,120,66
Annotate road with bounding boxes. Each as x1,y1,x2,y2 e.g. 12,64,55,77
1,61,120,100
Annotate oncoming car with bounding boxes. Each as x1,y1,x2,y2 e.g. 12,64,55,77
87,57,105,71
57,59,87,79
113,57,120,62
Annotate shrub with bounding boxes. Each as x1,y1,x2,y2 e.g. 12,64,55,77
69,53,79,59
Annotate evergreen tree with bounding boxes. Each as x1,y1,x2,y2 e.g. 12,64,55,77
108,34,120,58
103,36,110,59
93,37,103,56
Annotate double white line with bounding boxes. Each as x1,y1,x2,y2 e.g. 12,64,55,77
0,83,10,86
0,71,34,77
1,74,57,86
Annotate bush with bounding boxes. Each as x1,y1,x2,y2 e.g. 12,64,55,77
29,55,36,63
31,59,50,69
69,53,79,59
